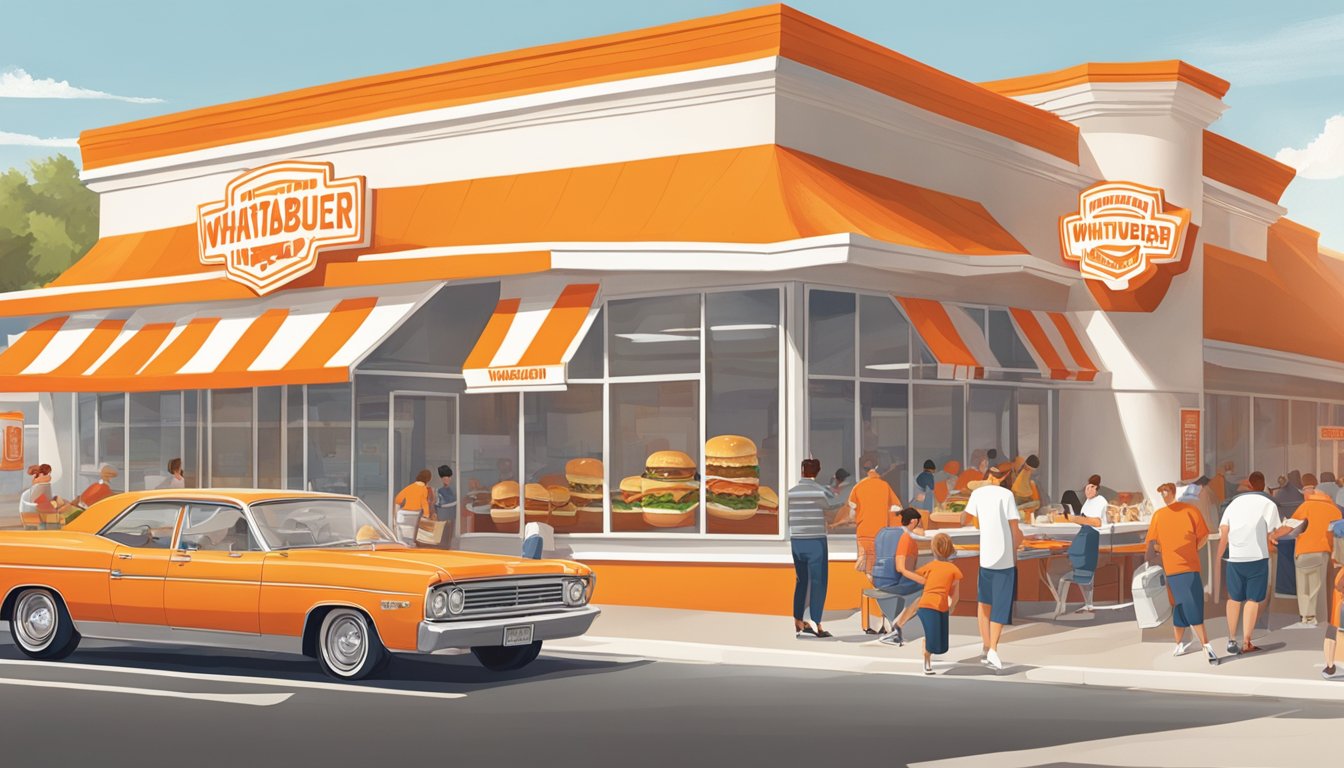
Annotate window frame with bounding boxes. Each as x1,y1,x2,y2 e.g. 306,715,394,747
180,501,266,553
97,500,188,550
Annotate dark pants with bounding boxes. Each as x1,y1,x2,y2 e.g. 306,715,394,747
792,537,829,624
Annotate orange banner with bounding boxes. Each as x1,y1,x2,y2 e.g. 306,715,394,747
1180,409,1201,480
1320,426,1344,441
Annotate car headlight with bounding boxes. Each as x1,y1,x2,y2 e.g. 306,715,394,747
564,578,588,607
447,587,466,615
428,589,449,619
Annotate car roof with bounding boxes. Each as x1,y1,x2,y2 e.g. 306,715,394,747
62,489,357,534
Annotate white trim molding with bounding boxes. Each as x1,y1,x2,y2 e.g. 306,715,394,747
1204,339,1344,383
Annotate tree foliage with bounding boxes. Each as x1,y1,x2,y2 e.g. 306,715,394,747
0,154,97,293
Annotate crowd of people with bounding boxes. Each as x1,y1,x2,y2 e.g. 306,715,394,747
787,456,1344,679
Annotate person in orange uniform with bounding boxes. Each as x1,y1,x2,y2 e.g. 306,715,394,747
394,469,435,545
830,459,902,634
1146,482,1218,665
1273,473,1343,626
910,532,962,675
1323,566,1344,679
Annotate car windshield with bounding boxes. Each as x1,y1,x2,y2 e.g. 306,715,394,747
248,498,400,550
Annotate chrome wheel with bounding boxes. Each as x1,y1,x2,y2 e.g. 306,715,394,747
14,590,57,652
320,610,369,677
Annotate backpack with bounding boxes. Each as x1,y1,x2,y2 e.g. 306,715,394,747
871,526,906,590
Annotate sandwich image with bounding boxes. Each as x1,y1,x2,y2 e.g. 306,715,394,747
757,486,778,514
611,476,647,531
639,450,699,528
705,435,759,521
548,486,576,529
490,480,521,528
566,457,604,530
523,482,552,524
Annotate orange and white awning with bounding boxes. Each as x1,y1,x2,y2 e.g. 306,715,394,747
464,283,601,392
1008,308,1099,382
0,284,435,393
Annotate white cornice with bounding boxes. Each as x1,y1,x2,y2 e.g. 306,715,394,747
1203,178,1286,228
1008,81,1227,128
1204,339,1344,383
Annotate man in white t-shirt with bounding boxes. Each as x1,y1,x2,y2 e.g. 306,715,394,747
1076,474,1107,527
1216,471,1279,655
962,465,1022,671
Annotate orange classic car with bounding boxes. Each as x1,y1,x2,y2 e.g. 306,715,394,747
0,490,597,679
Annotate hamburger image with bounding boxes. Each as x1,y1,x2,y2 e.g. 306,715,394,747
704,435,759,521
566,457,604,531
489,480,521,531
757,486,778,514
547,486,576,530
640,450,699,528
611,476,648,532
523,482,552,525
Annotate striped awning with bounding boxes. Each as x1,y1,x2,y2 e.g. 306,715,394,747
464,283,601,392
0,284,435,392
1009,308,1099,382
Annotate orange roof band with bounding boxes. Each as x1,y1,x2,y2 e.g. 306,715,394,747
79,4,1079,169
1202,131,1296,205
981,60,1230,100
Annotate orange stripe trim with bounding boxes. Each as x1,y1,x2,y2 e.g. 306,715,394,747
284,298,378,371
215,308,290,373
896,297,978,368
0,367,352,394
1202,131,1296,205
1009,308,1068,380
516,284,600,367
1047,312,1098,382
48,319,126,377
0,317,68,375
92,322,176,377
981,60,1229,100
464,298,521,370
137,318,221,377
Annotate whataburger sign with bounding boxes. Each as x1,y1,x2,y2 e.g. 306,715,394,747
197,161,368,295
1059,181,1191,291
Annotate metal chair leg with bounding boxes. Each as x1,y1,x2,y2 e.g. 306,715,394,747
1053,575,1071,618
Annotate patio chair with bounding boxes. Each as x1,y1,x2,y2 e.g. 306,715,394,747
1053,523,1101,617
866,526,921,644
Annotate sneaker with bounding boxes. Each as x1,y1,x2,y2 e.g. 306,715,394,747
1306,617,1319,628
1226,640,1241,655
1173,641,1192,657
985,649,1004,671
1323,665,1337,680
1204,644,1219,666
923,659,935,675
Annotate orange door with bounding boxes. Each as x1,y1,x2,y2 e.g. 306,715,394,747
163,503,263,633
105,501,185,625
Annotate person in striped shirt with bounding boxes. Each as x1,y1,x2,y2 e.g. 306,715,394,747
789,459,838,638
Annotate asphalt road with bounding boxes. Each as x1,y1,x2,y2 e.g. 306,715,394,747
0,635,1340,768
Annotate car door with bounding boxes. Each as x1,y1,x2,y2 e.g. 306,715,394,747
164,503,264,634
105,501,185,626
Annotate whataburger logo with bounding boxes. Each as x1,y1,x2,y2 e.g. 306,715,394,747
1059,181,1191,291
197,161,368,295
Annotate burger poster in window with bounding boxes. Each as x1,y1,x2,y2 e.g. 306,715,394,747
705,435,778,535
639,450,699,529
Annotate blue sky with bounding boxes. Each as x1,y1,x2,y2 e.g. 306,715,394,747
1,0,1340,246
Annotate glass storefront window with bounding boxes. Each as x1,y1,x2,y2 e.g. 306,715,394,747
967,386,1012,470
524,386,603,533
307,384,351,494
808,290,854,377
1253,397,1289,487
360,283,499,374
608,293,700,377
256,387,282,489
183,391,199,488
609,380,699,533
859,295,909,379
77,393,95,483
286,386,304,490
1207,394,1250,495
128,391,182,490
569,307,604,380
807,378,855,532
459,392,520,534
860,382,909,499
987,310,1037,371
209,389,253,487
1016,388,1050,499
912,384,964,490
707,290,780,535
97,393,125,484
1289,399,1318,479
1321,404,1343,481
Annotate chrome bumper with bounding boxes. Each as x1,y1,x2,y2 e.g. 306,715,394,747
415,606,600,653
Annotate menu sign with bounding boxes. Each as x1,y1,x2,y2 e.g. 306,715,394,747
1059,181,1191,291
1320,426,1344,441
1179,409,1201,480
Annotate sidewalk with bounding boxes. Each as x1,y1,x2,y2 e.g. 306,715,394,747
548,602,1344,701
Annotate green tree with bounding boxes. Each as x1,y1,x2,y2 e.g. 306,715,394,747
0,154,98,292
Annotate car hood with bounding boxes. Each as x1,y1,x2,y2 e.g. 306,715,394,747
273,547,590,585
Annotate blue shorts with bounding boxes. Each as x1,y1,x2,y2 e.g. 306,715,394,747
1168,570,1205,628
917,607,950,655
977,566,1016,626
1226,559,1269,603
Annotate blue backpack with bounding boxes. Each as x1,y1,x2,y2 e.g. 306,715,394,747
871,526,906,590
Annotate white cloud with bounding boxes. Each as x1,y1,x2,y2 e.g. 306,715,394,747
1277,115,1344,180
0,68,162,104
0,131,78,148
1185,13,1344,86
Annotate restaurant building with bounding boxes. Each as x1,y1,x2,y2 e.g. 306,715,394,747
0,4,1340,612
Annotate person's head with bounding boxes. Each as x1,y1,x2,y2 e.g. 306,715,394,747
1322,471,1337,485
415,468,432,484
1157,482,1177,504
931,533,955,562
898,507,921,528
1288,469,1302,488
168,457,182,476
987,465,1008,482
860,453,879,475
801,458,821,479
1085,474,1101,498
1302,473,1318,492
987,449,998,463
1025,455,1040,470
1247,471,1266,492
438,464,454,485
922,459,936,472
27,464,51,483
1060,489,1082,513
98,463,118,481
971,449,988,471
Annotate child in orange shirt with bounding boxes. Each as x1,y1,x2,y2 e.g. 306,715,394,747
910,532,962,675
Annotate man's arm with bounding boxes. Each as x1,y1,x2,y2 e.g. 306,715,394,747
1010,518,1024,552
948,581,961,611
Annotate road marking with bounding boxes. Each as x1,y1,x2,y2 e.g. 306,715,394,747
0,658,466,700
0,677,292,706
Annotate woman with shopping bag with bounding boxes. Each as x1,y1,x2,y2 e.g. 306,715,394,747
393,469,434,546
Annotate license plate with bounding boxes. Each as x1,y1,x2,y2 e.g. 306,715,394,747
503,624,534,646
